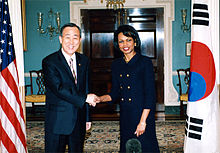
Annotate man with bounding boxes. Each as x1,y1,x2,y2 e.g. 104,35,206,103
42,23,99,152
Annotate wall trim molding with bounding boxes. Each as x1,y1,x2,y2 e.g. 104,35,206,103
70,0,179,106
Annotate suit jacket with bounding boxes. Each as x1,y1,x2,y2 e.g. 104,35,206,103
42,49,90,135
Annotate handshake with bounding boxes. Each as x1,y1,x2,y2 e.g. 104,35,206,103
86,94,111,107
86,94,100,107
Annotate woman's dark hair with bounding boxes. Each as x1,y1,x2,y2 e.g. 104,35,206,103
113,25,141,53
60,23,81,38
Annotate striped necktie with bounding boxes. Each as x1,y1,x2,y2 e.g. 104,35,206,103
69,58,77,84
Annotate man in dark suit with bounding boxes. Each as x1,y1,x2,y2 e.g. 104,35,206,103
42,23,99,152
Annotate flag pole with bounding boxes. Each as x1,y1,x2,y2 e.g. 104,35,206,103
8,0,26,120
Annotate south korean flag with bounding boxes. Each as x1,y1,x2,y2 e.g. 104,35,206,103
184,0,220,153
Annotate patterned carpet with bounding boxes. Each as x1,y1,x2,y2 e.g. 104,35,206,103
26,120,185,153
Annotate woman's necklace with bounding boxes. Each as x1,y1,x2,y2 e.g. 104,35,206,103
124,57,130,63
124,52,136,63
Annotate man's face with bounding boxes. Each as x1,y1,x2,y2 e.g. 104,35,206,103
59,26,81,56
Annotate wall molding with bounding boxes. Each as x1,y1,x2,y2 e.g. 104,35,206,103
70,0,179,106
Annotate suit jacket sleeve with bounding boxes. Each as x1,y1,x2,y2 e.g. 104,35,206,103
143,58,156,109
85,60,91,122
109,61,120,102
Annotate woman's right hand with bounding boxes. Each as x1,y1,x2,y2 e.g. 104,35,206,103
100,95,112,102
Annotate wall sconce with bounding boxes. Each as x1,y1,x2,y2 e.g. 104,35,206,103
104,0,126,10
37,8,61,39
181,9,190,32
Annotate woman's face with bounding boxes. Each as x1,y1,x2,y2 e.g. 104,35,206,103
118,32,136,56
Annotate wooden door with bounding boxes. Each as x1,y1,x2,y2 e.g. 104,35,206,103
81,8,164,120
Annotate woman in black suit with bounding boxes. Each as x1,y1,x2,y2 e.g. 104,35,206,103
100,25,159,152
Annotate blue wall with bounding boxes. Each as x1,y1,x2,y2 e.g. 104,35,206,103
172,0,191,95
172,0,191,70
24,0,71,72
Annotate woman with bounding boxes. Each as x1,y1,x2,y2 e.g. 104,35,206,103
100,25,159,152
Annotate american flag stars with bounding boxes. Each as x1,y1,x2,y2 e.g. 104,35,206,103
0,48,3,63
0,0,15,71
0,39,5,44
0,28,14,62
2,29,6,34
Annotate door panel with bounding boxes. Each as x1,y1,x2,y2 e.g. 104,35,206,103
139,31,156,58
91,33,114,58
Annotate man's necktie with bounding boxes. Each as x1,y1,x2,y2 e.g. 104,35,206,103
69,58,77,84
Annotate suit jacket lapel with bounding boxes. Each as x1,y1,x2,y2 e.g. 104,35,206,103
76,53,82,89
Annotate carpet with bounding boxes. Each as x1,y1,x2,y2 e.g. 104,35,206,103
26,120,185,153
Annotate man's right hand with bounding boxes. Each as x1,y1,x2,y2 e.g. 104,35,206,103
86,94,100,107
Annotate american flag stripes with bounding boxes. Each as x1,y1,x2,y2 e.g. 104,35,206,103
0,0,27,152
184,0,220,152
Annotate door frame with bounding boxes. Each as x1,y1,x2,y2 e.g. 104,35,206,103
70,0,179,106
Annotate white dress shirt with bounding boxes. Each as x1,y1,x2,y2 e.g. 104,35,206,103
61,49,77,77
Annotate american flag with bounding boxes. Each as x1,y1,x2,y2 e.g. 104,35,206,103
0,0,27,152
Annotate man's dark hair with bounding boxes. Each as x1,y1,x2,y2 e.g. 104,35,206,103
60,23,81,38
